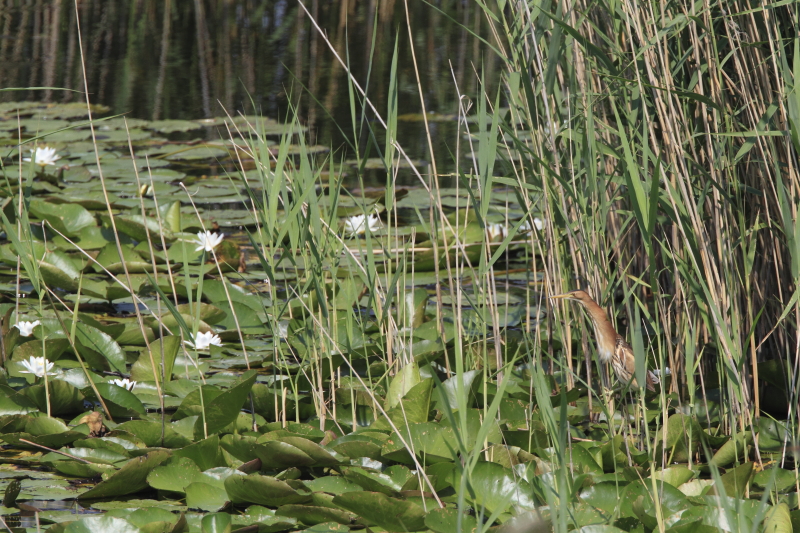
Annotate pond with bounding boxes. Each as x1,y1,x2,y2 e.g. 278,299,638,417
0,0,502,186
1,1,798,533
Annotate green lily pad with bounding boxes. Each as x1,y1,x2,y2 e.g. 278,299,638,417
303,477,364,495
224,473,312,507
193,370,257,439
371,378,433,431
332,491,427,532
130,335,181,384
763,502,792,533
341,467,402,496
277,504,352,526
147,120,203,134
29,199,96,238
64,516,141,533
650,466,694,487
75,323,128,374
1,429,86,449
185,481,230,512
101,214,175,243
90,383,146,417
78,450,171,500
115,420,192,448
51,459,117,478
19,380,86,416
147,457,202,493
424,507,479,533
265,436,342,466
709,462,754,498
164,145,229,161
330,434,384,460
172,435,226,471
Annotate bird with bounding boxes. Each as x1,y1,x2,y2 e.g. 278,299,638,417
550,290,660,392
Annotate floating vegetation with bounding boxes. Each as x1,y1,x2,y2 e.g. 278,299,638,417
2,0,800,527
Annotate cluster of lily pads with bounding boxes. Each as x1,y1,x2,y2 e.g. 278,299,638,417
0,101,798,533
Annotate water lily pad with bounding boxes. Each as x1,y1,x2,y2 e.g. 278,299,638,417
263,436,341,466
708,431,751,468
51,446,129,465
341,467,403,496
173,386,223,420
130,335,181,384
101,214,175,243
147,457,202,493
709,461,754,498
371,378,433,432
78,450,171,500
303,477,363,495
277,504,352,526
650,466,694,487
29,199,96,237
330,434,384,461
762,502,792,533
115,420,192,448
75,323,127,374
185,481,229,512
193,370,257,440
1,429,86,449
224,473,312,507
52,460,117,478
19,118,71,133
147,120,203,134
46,129,92,142
64,516,141,533
424,507,479,533
451,461,535,515
116,507,180,529
752,467,798,493
19,380,86,416
164,145,229,161
332,491,426,532
172,435,226,471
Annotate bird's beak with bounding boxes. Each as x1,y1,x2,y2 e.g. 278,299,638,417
549,293,572,300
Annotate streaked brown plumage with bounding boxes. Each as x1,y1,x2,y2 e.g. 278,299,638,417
550,290,659,392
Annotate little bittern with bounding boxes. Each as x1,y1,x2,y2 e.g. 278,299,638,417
550,290,660,392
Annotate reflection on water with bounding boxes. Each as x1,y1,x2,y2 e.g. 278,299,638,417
0,0,500,177
2,499,101,529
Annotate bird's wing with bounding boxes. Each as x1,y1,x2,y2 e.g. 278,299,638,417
613,336,636,382
615,336,658,392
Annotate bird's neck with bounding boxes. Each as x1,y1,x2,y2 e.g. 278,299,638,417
583,300,619,363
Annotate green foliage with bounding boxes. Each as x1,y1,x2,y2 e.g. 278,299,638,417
2,0,800,525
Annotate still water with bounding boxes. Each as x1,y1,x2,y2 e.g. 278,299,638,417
0,0,501,184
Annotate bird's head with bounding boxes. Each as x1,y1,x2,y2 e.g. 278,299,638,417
549,290,592,303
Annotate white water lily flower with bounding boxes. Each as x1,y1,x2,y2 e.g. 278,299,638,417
486,223,507,241
519,217,544,233
185,331,223,350
23,146,61,167
193,231,224,252
344,213,382,236
14,320,40,337
110,378,137,390
19,356,56,378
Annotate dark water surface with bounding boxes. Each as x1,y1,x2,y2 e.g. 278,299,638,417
0,0,501,184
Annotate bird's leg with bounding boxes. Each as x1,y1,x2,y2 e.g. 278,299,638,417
600,385,616,430
589,361,612,424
